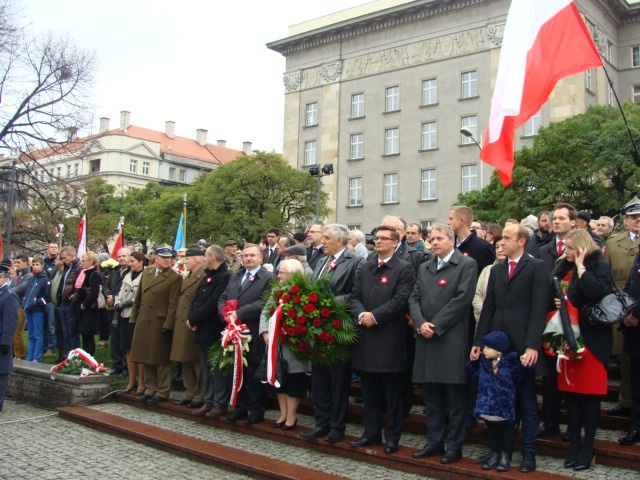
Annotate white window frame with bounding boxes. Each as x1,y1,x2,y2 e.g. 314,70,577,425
585,69,592,91
383,173,398,204
168,167,176,180
422,78,437,106
461,70,478,98
305,102,318,126
351,93,364,118
304,140,317,166
130,159,137,173
142,161,150,175
421,122,437,150
523,111,542,137
66,164,71,177
461,115,478,145
348,177,363,207
350,133,364,160
633,86,640,105
385,86,400,112
420,220,435,230
179,169,187,183
461,165,478,194
56,166,61,178
74,163,79,176
633,46,640,68
384,128,399,155
421,169,437,200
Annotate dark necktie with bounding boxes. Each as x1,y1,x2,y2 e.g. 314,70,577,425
321,256,335,276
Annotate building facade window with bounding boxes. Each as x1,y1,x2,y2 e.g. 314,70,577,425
348,224,362,231
633,46,640,68
608,84,614,106
383,173,398,203
349,177,363,206
422,78,437,105
421,169,437,200
634,86,640,105
421,122,437,150
461,70,478,98
461,165,478,193
304,140,317,165
66,164,71,177
385,86,399,112
461,115,478,144
305,102,318,126
169,167,176,180
56,166,61,178
384,128,399,155
74,163,79,176
142,161,150,175
585,70,592,91
130,159,137,173
351,93,364,118
523,111,542,137
420,220,435,230
179,169,187,183
350,133,364,160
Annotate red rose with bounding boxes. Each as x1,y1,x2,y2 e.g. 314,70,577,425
275,290,283,299
307,293,318,303
296,316,306,325
282,293,291,303
290,285,300,294
304,303,316,314
293,295,301,304
287,309,296,318
326,334,335,344
320,307,331,318
332,319,342,329
313,318,322,327
297,343,305,351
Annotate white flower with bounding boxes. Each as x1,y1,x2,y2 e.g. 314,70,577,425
263,264,274,272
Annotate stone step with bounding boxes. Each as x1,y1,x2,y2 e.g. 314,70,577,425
108,392,635,479
58,405,345,480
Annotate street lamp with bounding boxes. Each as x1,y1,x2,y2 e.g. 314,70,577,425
308,163,333,224
460,128,482,150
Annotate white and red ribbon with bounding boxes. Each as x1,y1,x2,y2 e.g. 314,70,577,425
221,316,251,406
49,348,108,379
265,301,284,388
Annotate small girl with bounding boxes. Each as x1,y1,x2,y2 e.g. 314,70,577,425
469,330,521,472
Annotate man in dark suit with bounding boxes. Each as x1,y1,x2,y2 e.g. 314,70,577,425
349,225,416,454
0,258,19,412
536,202,577,437
262,227,280,266
306,224,326,271
410,224,477,465
472,223,549,473
218,243,275,425
299,224,363,443
448,206,495,275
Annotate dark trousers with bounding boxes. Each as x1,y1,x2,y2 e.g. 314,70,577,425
566,393,600,462
360,371,404,444
98,309,109,342
422,382,467,452
54,306,64,361
109,312,125,371
625,327,640,427
0,374,7,411
81,332,95,356
232,361,267,418
402,326,416,415
59,304,79,357
541,353,561,427
485,419,515,455
518,372,539,454
311,361,351,431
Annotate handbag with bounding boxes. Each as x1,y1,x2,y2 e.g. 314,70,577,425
255,345,288,387
585,273,636,328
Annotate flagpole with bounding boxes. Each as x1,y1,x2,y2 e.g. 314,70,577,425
601,65,640,167
182,193,187,246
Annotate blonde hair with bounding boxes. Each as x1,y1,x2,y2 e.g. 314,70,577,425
81,252,99,266
565,229,598,257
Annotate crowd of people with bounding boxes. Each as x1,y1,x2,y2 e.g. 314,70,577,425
1,201,640,475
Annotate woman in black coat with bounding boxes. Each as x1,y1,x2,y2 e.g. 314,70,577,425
75,252,102,356
551,229,613,471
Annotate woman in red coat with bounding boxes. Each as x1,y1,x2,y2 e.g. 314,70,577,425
551,229,613,471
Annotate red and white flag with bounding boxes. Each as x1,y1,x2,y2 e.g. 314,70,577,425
110,217,124,260
77,215,87,256
480,0,603,185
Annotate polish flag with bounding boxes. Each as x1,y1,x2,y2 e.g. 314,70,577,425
77,215,87,256
480,0,603,185
110,218,124,260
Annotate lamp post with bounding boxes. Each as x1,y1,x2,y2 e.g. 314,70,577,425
460,128,484,189
308,163,333,224
4,148,18,253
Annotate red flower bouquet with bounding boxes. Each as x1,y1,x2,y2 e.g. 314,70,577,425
263,273,358,366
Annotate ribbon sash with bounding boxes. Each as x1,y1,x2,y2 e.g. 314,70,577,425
266,301,283,388
220,315,251,406
49,348,107,379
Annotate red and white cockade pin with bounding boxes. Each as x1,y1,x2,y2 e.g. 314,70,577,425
380,275,389,285
330,260,337,270
463,252,469,256
249,275,255,282
438,278,447,286
206,277,212,283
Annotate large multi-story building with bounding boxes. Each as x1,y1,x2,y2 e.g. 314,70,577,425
268,0,640,231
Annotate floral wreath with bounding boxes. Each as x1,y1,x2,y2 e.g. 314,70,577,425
542,280,585,361
262,273,358,367
49,348,109,378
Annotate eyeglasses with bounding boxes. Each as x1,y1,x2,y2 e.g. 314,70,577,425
373,236,394,242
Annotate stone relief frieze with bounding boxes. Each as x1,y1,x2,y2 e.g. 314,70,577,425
302,67,322,89
283,71,302,93
592,25,608,58
486,23,505,47
321,61,342,83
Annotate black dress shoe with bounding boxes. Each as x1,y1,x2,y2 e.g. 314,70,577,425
519,452,536,473
188,401,203,409
271,421,285,428
384,442,398,454
573,451,594,471
481,451,500,470
174,399,190,406
349,437,381,448
146,395,166,405
225,410,248,422
412,444,444,459
608,405,631,416
441,450,462,464
618,426,640,445
474,450,492,464
496,452,511,472
537,424,560,437
136,393,151,402
299,426,330,439
324,429,344,443
563,458,578,468
282,419,297,431
245,415,264,425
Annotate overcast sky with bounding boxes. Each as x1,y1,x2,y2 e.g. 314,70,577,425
21,0,369,153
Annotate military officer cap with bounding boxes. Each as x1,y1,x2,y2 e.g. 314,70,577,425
0,258,12,275
185,247,204,257
621,195,640,216
155,244,174,257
